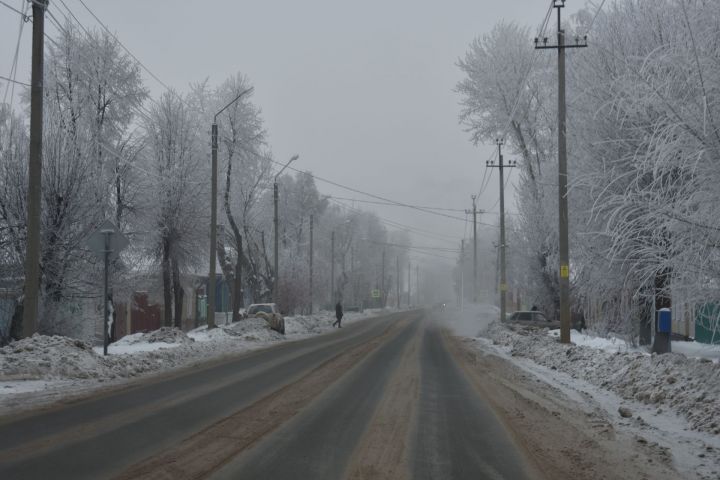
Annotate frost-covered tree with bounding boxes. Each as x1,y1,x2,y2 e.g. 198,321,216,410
144,90,206,328
457,21,559,316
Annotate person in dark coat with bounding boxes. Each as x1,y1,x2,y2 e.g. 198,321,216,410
333,301,343,328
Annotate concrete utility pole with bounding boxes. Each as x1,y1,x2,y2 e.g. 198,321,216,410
460,239,465,310
535,0,587,343
396,256,400,309
273,155,299,306
486,139,516,322
416,265,419,306
330,231,335,304
22,0,49,338
381,250,386,307
407,261,412,307
309,214,314,314
465,196,480,303
209,87,254,329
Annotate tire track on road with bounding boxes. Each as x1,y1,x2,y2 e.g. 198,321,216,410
342,316,424,480
114,315,417,480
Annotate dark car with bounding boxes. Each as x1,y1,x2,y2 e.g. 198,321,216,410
506,310,560,329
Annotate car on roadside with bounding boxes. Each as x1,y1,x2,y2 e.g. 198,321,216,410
246,303,285,334
505,310,560,329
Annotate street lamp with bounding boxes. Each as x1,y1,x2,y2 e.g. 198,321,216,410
273,154,299,306
208,87,253,329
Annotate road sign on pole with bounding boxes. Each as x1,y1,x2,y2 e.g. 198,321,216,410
86,220,128,355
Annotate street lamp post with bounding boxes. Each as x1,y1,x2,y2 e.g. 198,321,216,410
273,155,299,306
208,87,253,329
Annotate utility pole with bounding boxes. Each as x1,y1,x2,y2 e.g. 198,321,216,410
331,230,335,304
309,214,314,314
486,139,516,322
535,0,587,343
273,155,299,306
381,249,386,307
407,261,411,307
209,88,254,329
416,265,419,307
465,195,480,303
22,0,49,338
460,239,465,310
396,255,400,309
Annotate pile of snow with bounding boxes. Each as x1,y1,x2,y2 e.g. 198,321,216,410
0,308,389,399
134,327,195,345
483,322,720,435
0,334,164,380
548,328,636,354
1,335,108,380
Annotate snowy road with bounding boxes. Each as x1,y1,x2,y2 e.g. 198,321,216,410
0,310,539,480
0,309,685,479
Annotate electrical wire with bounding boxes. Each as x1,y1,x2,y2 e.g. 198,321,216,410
0,74,29,87
325,196,466,213
476,0,554,198
265,156,469,223
584,0,607,36
2,0,29,108
0,0,27,18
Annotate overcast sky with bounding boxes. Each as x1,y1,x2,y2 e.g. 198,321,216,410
0,0,586,270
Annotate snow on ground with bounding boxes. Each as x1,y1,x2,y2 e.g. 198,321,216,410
0,308,389,412
547,328,720,362
447,304,720,479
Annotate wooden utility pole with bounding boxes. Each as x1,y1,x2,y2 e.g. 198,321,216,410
486,139,515,322
309,214,313,314
535,0,586,343
22,0,49,337
466,196,479,303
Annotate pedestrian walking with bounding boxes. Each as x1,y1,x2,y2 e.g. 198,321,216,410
333,301,343,328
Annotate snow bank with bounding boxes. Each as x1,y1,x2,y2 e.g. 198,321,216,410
483,322,720,435
0,308,390,404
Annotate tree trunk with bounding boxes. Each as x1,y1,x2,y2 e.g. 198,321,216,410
162,238,172,328
232,254,242,323
172,258,183,329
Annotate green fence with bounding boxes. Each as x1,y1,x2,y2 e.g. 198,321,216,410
695,303,720,344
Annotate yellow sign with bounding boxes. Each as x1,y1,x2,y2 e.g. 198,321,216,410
500,283,508,292
560,265,569,278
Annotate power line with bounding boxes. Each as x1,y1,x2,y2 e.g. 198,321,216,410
584,0,607,36
0,0,28,18
2,0,29,107
0,74,29,87
474,0,555,198
328,197,462,245
266,156,468,223
326,196,466,212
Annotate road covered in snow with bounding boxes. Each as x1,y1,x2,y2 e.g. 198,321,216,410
0,309,383,413
0,309,541,480
1,306,717,479
449,303,720,480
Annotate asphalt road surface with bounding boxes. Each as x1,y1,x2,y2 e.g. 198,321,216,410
0,311,539,480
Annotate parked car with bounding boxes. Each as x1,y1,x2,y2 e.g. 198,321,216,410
506,310,560,329
246,303,285,334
